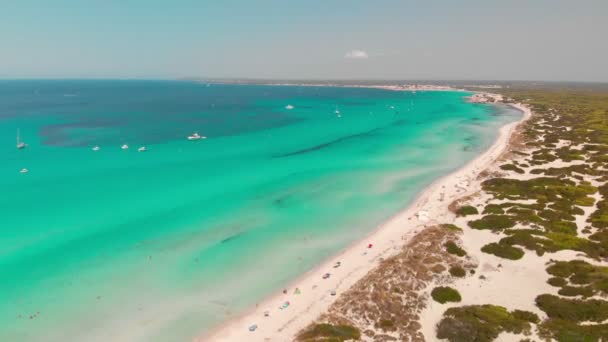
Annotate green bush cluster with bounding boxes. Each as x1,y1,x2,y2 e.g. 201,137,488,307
481,242,525,260
589,184,608,229
456,205,479,217
538,318,608,342
445,241,467,257
468,215,515,230
449,265,466,278
545,260,608,298
297,323,361,341
436,305,534,342
482,204,504,215
440,223,463,232
500,163,525,174
431,286,462,304
535,294,608,322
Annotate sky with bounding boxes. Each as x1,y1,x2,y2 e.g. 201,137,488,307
1,0,607,82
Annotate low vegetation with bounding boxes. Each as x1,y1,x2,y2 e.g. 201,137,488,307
545,260,608,298
536,294,608,322
468,214,515,230
456,205,479,217
445,241,467,257
440,87,608,340
449,265,466,278
538,319,608,341
297,323,361,341
436,305,535,342
500,163,525,174
440,223,464,232
431,286,462,304
480,242,525,260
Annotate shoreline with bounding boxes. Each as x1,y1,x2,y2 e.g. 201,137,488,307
200,93,531,342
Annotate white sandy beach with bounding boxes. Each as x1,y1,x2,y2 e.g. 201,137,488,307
200,96,532,342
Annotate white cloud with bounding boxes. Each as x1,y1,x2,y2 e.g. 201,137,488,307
344,50,369,59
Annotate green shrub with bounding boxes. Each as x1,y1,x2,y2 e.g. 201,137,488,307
440,223,463,232
512,310,540,323
545,260,608,296
436,305,532,342
445,241,467,257
500,163,525,174
538,318,608,342
481,242,525,260
547,277,567,287
468,215,516,230
431,286,462,304
558,285,594,298
297,323,361,341
456,205,479,217
535,294,608,322
449,266,466,278
482,204,505,215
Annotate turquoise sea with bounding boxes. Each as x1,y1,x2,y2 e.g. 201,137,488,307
0,80,521,341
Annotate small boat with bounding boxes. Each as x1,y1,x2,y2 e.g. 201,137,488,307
248,324,258,332
187,132,201,140
121,144,129,150
92,146,100,151
285,104,294,110
20,168,28,174
330,290,337,296
263,311,270,317
16,129,27,149
333,261,341,268
138,146,147,152
322,273,331,279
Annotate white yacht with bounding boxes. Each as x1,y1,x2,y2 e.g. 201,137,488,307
16,129,27,149
187,132,201,140
20,168,28,174
121,144,129,150
92,146,100,151
285,104,294,110
138,146,147,152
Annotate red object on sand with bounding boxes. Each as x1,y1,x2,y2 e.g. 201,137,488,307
368,243,373,248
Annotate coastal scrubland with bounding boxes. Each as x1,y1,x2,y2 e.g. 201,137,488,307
297,84,608,341
433,86,608,341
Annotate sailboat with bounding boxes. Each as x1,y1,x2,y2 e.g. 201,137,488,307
16,129,27,149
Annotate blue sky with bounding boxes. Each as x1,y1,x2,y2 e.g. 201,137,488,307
1,0,607,81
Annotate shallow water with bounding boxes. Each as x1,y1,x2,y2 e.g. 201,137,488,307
0,81,521,341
